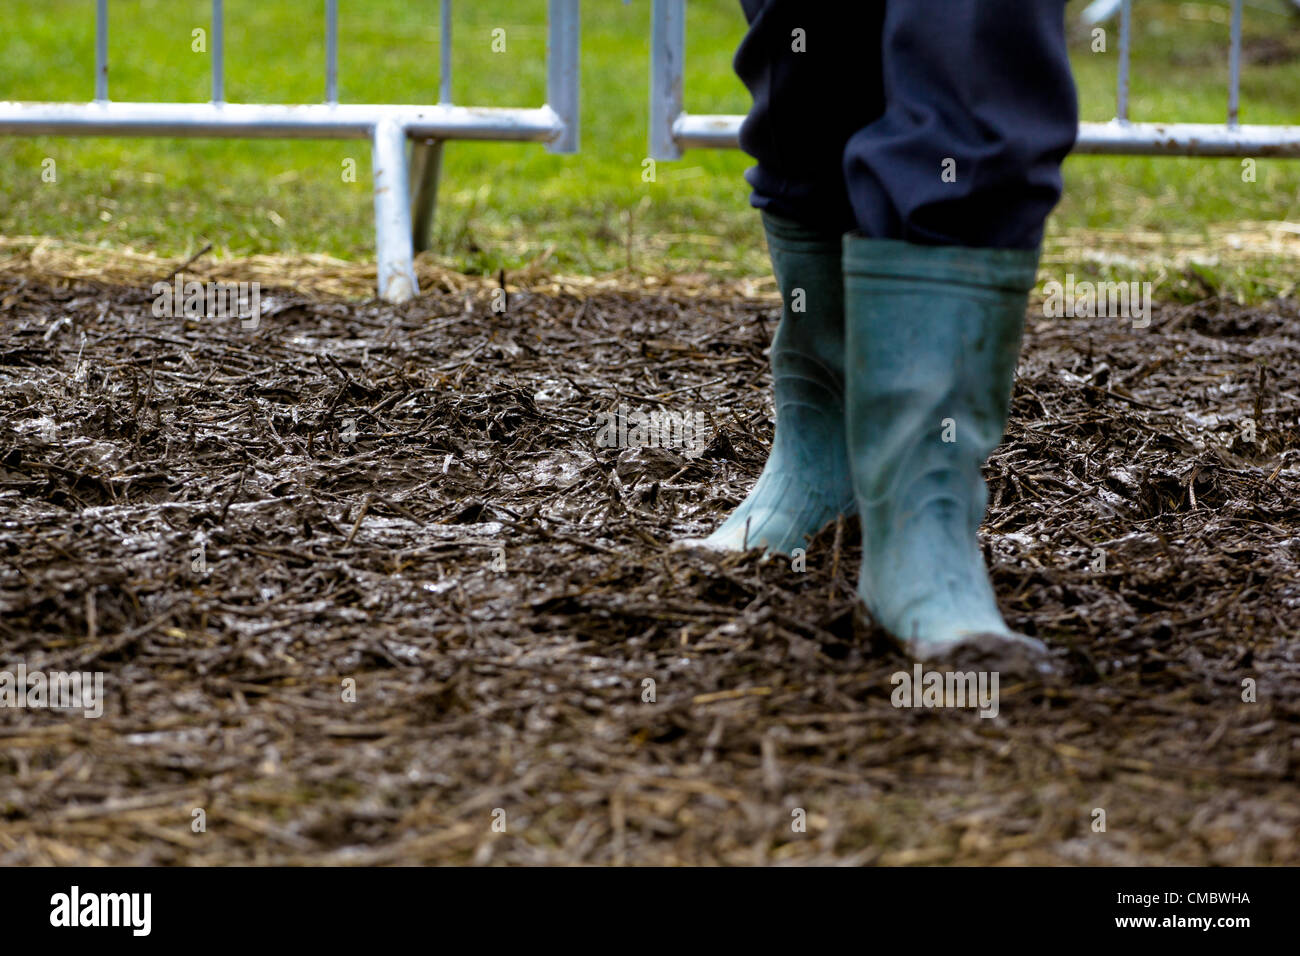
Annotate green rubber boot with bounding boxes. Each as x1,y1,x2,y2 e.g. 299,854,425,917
843,236,1047,661
682,212,855,554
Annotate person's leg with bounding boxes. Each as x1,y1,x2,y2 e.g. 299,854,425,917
841,0,1077,658
842,1,1077,248
734,0,884,234
682,1,881,554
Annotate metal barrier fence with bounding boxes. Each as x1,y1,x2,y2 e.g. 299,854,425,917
0,0,581,303
649,0,1300,161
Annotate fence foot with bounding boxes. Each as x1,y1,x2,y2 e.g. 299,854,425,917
409,138,444,254
372,118,418,304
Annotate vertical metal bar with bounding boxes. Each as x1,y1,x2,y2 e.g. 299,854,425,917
212,0,225,104
1116,0,1131,122
94,0,109,102
546,0,580,154
1228,0,1243,128
409,139,445,253
412,2,452,249
650,0,684,160
372,119,418,304
439,0,452,104
325,0,339,105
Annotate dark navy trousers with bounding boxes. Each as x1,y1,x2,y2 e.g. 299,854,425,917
735,0,1078,250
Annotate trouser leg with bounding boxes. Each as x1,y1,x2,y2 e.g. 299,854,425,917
842,0,1078,248
734,0,884,234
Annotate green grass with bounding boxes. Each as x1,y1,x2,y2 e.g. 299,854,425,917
1,0,1298,299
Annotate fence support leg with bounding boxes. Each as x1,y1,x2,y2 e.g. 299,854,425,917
409,138,444,254
372,119,418,303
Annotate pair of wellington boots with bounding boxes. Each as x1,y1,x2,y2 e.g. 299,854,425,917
679,212,1045,662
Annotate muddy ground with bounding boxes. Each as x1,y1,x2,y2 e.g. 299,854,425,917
0,268,1297,865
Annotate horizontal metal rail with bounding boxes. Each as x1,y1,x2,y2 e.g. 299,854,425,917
670,113,1300,158
0,0,582,303
0,102,566,142
651,0,1300,160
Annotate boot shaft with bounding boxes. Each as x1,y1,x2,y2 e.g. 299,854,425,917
842,237,1038,470
762,212,847,389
